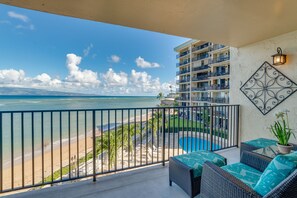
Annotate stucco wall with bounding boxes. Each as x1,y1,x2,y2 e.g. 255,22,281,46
230,30,297,144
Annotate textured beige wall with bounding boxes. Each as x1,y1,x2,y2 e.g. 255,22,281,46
230,30,297,144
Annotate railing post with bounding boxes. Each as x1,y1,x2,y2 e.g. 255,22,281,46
209,106,213,151
236,105,240,147
0,113,2,192
92,110,96,182
162,108,166,166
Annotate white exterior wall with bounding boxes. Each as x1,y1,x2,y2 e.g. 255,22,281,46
230,30,297,144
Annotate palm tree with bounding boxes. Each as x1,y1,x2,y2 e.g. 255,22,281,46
156,92,164,101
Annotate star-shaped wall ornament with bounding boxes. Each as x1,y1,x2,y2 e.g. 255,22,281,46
240,61,297,115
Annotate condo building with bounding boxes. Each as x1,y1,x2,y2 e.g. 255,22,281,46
175,40,230,107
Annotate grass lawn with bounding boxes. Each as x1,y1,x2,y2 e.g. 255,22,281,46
167,116,228,138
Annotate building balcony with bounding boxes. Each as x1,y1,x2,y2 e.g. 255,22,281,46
176,50,190,58
192,75,209,82
207,84,230,91
208,71,230,77
176,69,190,76
176,59,190,67
191,97,211,102
191,87,207,92
176,78,190,84
176,88,190,92
211,44,226,51
192,54,209,62
192,65,210,72
210,97,230,104
210,56,230,64
0,105,239,197
192,43,210,52
176,97,190,101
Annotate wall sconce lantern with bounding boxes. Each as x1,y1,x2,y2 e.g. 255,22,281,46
272,47,286,66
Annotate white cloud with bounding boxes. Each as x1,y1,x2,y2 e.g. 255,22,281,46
110,55,121,63
102,68,128,86
8,11,29,23
0,69,25,84
135,56,160,68
7,11,35,30
83,44,93,57
0,55,173,95
65,53,100,87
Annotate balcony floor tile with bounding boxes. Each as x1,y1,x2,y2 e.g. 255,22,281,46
7,148,239,198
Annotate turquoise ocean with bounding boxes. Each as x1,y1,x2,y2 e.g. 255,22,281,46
0,96,159,163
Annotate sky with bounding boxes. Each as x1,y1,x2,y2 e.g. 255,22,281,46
0,4,189,96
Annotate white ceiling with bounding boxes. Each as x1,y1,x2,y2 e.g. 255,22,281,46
1,0,297,47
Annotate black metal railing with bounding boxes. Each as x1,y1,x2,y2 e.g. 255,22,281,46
192,43,210,52
208,84,230,90
176,50,190,59
0,105,239,193
192,75,209,81
209,71,230,77
210,56,230,64
176,88,190,92
211,44,226,51
176,59,190,67
192,65,210,72
176,78,190,84
192,54,209,62
176,69,191,76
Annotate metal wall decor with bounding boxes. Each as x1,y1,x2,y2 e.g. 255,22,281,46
240,61,297,115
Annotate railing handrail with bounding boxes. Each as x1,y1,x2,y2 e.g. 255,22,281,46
0,104,240,113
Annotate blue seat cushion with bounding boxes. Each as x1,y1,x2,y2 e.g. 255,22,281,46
253,151,297,196
221,163,262,188
174,150,226,178
244,138,277,148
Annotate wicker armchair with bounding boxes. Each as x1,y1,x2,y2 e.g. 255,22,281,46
199,151,297,198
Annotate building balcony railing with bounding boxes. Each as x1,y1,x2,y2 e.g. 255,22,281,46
176,69,190,75
176,78,190,83
208,71,230,77
207,84,230,90
192,65,210,72
176,97,190,101
191,87,207,92
192,75,209,81
210,97,230,104
176,59,191,67
0,105,240,193
176,88,190,92
176,50,190,58
211,44,226,51
192,54,209,62
192,97,211,102
210,56,230,64
192,43,210,52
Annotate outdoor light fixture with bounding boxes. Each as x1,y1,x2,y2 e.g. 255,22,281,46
272,47,286,66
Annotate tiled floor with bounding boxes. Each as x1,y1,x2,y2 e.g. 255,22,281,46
6,148,240,198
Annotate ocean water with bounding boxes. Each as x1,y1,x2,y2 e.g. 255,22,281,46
0,95,159,111
0,96,159,162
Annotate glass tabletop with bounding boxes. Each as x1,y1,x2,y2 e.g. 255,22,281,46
252,145,290,159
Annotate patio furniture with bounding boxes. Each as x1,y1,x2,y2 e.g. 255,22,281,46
240,138,277,156
199,151,297,198
169,150,226,198
240,138,297,157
